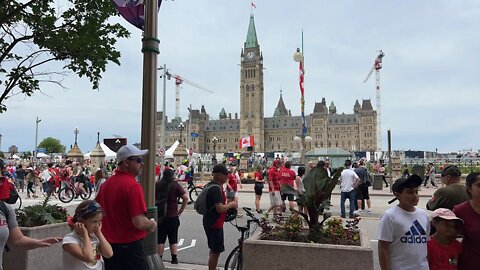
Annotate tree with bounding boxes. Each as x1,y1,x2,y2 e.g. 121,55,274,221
38,137,65,154
21,151,32,159
0,0,130,112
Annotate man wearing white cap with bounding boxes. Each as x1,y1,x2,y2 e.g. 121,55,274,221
96,144,157,270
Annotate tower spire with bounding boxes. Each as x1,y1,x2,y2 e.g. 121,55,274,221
245,14,258,48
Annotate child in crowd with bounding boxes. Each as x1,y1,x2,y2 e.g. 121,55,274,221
63,200,113,269
427,208,463,270
378,175,430,270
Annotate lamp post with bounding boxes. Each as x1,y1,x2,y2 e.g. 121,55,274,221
178,123,185,145
158,64,169,177
73,127,79,146
0,133,2,153
34,117,41,164
212,136,218,164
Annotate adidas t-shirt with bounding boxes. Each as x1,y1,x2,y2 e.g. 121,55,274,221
379,206,430,270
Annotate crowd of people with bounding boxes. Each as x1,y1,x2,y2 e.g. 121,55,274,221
2,149,480,270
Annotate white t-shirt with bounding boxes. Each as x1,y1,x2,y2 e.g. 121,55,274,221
63,232,103,270
339,169,358,192
378,206,430,270
0,203,18,270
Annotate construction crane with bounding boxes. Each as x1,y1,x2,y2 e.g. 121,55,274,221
166,72,214,120
363,50,385,152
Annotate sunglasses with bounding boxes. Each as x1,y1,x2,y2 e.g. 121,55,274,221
127,156,144,163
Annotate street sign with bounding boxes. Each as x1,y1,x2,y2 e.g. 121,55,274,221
158,148,165,156
191,132,199,138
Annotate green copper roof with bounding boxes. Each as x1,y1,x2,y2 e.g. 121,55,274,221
245,15,258,48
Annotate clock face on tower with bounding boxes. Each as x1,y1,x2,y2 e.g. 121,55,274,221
247,51,255,60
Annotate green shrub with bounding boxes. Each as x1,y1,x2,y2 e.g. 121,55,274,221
15,196,68,227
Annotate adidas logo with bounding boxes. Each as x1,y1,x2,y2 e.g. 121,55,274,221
400,220,427,244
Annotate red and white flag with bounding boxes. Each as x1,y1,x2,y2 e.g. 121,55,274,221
239,136,254,148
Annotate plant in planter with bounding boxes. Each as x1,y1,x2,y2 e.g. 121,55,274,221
273,162,344,235
15,195,68,227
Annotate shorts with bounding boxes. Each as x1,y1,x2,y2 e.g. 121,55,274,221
226,190,236,199
356,184,370,200
205,228,224,253
254,183,264,196
104,240,148,270
269,191,281,206
281,193,295,202
157,217,180,245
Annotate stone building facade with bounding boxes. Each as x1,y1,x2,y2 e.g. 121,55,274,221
155,15,377,155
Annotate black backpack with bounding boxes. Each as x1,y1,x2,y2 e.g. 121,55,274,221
155,181,173,225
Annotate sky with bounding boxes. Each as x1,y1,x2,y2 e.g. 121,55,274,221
1,0,479,154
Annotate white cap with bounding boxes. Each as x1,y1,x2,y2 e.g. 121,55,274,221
116,145,148,163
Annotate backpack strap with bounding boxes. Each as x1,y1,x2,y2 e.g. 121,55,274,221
0,201,9,221
0,201,10,252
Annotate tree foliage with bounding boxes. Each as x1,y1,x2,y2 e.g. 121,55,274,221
21,151,32,159
0,0,130,112
38,137,65,154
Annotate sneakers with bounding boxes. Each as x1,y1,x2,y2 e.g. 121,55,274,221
367,209,372,214
341,214,346,218
353,210,363,215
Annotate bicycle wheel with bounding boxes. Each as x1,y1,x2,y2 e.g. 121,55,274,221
58,187,74,203
80,185,92,200
224,245,242,270
189,187,203,203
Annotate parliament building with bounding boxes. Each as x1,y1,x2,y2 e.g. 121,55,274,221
156,15,377,155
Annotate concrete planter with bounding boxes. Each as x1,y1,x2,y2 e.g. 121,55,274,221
243,229,373,270
4,222,70,270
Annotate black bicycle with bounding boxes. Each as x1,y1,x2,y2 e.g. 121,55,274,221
224,207,261,270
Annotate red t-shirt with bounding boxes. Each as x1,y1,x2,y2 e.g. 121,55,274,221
453,201,480,270
227,173,238,191
427,237,462,270
268,167,280,192
96,169,147,243
279,167,296,188
155,165,160,176
0,178,12,200
254,171,263,181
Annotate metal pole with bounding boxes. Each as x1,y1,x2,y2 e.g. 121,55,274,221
140,0,163,268
388,129,392,192
35,117,41,166
159,64,167,177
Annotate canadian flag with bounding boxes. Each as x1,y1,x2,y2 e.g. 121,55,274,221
239,136,254,148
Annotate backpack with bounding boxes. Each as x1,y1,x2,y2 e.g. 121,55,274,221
194,182,221,215
155,181,173,225
364,170,373,187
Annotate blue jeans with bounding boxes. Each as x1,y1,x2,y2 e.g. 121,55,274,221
340,190,356,216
